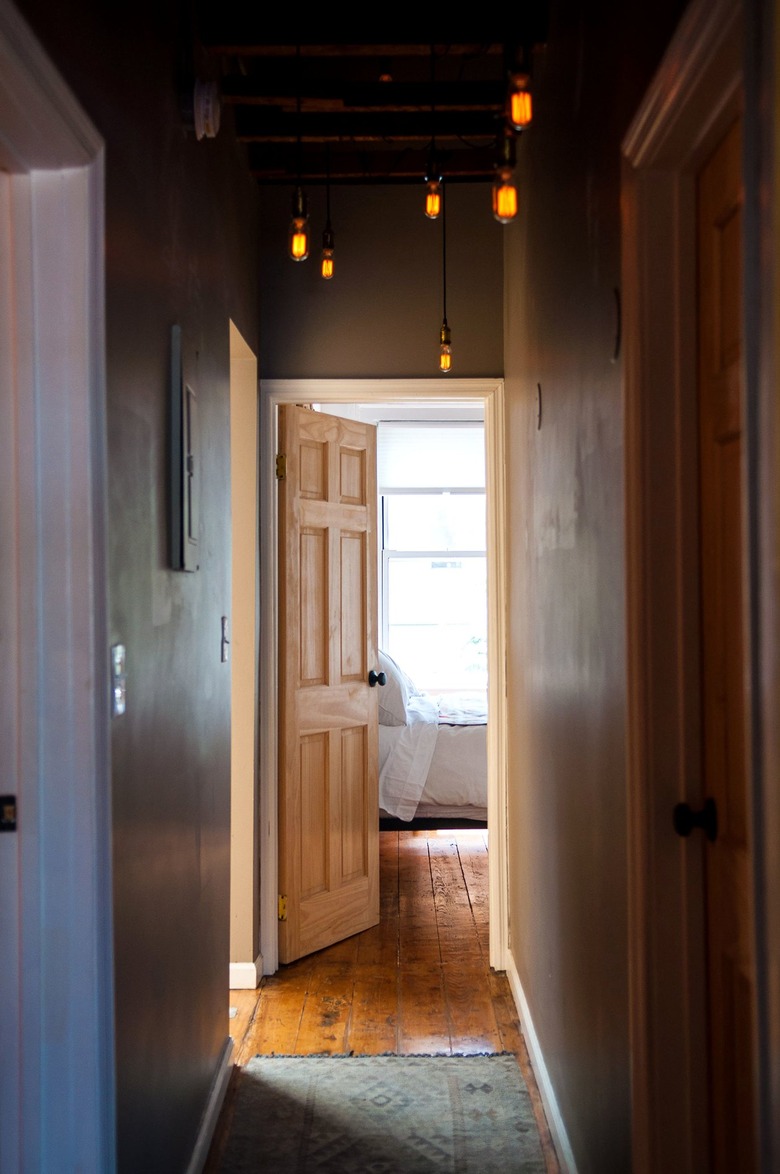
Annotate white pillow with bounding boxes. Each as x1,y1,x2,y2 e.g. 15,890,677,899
377,650,417,726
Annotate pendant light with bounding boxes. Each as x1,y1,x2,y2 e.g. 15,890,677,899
321,146,335,279
508,73,533,130
424,44,442,220
288,186,309,261
288,45,310,261
439,182,452,372
492,129,518,224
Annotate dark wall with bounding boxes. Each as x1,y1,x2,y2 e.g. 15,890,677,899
17,2,260,1170
503,2,686,1170
259,182,503,378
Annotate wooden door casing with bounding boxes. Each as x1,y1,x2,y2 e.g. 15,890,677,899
278,406,380,963
697,113,756,1171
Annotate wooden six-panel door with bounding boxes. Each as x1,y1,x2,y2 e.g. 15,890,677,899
277,405,380,964
697,114,756,1169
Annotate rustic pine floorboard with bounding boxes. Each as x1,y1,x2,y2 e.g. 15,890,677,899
211,830,560,1172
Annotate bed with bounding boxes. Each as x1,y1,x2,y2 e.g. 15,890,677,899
377,651,488,824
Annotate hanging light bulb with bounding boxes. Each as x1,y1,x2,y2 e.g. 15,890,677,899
492,131,518,224
320,146,335,278
438,181,452,372
492,169,518,223
288,186,309,260
321,223,334,279
287,44,309,261
423,45,442,220
319,144,335,274
422,172,441,220
508,73,533,130
439,319,452,372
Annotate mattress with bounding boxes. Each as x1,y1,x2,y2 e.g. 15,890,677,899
378,694,487,822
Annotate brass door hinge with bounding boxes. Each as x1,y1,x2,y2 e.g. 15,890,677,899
275,453,287,480
278,894,288,921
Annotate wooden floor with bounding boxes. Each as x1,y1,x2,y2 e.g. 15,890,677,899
216,829,559,1170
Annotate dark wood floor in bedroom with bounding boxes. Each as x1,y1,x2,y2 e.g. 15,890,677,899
211,830,560,1171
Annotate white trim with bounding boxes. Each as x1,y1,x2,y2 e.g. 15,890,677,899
259,378,509,974
0,4,112,1172
621,1,743,1169
229,956,263,990
185,1037,235,1174
229,324,261,978
505,953,577,1174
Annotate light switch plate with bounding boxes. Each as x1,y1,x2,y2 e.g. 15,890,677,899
111,643,127,717
221,616,230,663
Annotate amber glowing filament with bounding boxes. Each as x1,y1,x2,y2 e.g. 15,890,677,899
509,88,533,129
425,177,442,219
439,320,453,372
492,170,518,223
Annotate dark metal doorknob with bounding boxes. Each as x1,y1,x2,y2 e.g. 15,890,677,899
368,669,387,687
673,797,718,842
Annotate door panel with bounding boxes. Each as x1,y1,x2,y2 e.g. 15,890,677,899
278,405,379,963
697,113,756,1170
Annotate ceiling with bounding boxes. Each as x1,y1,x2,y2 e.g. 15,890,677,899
195,19,549,188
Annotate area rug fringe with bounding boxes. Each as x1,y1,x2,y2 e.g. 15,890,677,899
258,1050,519,1059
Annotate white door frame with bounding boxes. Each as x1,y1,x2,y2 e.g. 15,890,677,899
228,323,262,989
0,3,113,1171
259,378,509,976
621,0,743,1168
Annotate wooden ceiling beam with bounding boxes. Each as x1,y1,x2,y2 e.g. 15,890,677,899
247,144,499,183
220,77,506,112
235,109,504,142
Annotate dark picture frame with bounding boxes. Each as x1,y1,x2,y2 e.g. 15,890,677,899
170,324,200,572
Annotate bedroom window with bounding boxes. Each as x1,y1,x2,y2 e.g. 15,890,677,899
378,421,486,695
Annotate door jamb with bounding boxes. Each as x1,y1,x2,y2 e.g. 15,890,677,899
0,3,113,1169
622,0,743,1167
259,378,509,976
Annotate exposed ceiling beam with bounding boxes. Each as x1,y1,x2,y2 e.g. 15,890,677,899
235,109,503,143
247,144,499,184
220,77,506,112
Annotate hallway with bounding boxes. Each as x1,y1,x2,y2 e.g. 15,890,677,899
216,830,559,1169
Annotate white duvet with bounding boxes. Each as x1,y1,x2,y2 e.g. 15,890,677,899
378,692,488,821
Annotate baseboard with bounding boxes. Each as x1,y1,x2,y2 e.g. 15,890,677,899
229,954,263,989
505,953,578,1174
186,1035,234,1174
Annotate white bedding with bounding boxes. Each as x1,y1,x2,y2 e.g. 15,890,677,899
378,690,488,822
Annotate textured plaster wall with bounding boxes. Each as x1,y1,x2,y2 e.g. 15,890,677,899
502,2,687,1170
17,1,260,1169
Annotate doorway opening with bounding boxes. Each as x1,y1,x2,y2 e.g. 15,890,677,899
258,379,508,978
315,404,489,832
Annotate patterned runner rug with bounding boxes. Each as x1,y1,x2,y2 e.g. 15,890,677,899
216,1052,546,1172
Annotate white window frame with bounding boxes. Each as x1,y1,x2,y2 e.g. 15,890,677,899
379,486,487,688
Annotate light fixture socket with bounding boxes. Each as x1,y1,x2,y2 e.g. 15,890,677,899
496,130,517,171
192,79,221,140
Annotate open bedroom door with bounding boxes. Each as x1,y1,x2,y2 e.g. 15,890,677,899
277,404,380,964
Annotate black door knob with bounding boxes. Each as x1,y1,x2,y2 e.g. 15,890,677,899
368,669,387,687
673,797,718,842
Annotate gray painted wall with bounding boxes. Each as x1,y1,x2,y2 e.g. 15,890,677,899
259,182,504,379
503,2,686,1170
17,2,260,1169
